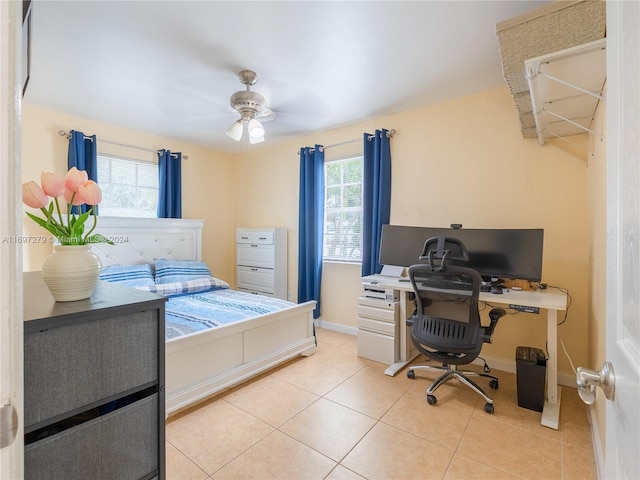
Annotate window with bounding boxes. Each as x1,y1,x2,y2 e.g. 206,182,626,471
97,154,158,217
323,156,363,262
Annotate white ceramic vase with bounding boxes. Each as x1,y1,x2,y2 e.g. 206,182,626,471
41,245,102,302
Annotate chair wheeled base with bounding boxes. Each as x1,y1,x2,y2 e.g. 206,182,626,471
407,363,499,414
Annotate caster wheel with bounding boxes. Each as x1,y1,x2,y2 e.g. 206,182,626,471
407,370,415,380
484,403,494,414
427,394,437,406
489,378,499,390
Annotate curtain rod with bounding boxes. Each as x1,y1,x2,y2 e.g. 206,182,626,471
57,130,189,160
297,129,395,154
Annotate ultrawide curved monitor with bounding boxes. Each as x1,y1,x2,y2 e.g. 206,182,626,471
378,224,544,282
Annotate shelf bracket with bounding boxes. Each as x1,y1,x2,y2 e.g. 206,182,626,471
542,109,602,139
532,70,606,103
525,39,606,146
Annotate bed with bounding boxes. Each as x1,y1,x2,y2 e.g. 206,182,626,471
92,217,317,416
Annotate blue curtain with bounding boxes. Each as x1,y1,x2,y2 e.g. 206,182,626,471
157,149,182,218
298,145,324,319
67,130,97,214
362,129,392,276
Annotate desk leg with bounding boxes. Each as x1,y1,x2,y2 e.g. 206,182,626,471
384,291,419,376
541,308,561,429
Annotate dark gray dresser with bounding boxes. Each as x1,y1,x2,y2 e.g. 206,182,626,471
23,272,166,480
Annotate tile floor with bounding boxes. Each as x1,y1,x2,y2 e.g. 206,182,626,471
165,328,598,480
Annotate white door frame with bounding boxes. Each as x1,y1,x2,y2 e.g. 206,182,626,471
0,0,24,478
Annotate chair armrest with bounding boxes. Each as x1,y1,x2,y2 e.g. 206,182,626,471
489,307,506,323
481,308,506,343
407,292,417,326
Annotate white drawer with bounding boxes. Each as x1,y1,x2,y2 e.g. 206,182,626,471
358,296,398,308
237,287,274,297
237,266,274,292
357,330,398,365
236,230,274,245
237,244,275,268
357,303,398,323
358,316,398,336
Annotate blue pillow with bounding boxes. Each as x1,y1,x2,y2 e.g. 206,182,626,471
154,259,213,284
99,264,155,288
136,276,230,296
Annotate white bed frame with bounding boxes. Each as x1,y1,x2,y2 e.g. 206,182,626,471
93,217,317,415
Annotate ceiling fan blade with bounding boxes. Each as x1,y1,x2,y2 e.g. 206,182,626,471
156,73,235,120
255,107,276,123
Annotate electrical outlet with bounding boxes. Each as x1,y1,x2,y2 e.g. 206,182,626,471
287,291,292,301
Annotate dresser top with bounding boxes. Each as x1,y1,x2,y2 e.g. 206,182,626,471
24,271,166,330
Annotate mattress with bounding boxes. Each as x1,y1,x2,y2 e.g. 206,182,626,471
99,263,297,341
164,288,296,340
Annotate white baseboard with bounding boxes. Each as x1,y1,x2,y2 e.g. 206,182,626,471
315,319,358,336
471,355,577,388
316,321,577,388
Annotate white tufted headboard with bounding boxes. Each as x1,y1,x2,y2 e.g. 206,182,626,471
92,217,204,267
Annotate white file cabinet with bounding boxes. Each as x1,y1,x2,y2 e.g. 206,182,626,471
236,228,287,300
357,296,399,365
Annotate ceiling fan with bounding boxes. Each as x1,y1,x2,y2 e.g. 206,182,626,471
226,70,275,144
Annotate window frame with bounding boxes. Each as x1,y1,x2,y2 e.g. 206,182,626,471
96,153,159,218
323,154,364,264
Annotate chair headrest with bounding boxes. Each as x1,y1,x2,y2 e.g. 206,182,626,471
419,236,469,271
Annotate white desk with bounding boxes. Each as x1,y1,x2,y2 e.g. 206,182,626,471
362,274,568,430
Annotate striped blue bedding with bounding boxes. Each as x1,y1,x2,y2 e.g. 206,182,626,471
164,288,297,340
100,264,296,340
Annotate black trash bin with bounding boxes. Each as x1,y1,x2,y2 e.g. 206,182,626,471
515,346,546,412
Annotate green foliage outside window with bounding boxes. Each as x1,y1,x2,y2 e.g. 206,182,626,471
324,157,363,261
97,155,158,217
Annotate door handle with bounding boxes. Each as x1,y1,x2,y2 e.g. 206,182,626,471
576,362,615,404
0,403,18,448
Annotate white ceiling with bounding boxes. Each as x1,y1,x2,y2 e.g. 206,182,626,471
25,0,551,153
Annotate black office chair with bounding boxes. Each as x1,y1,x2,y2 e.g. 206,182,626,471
406,236,506,414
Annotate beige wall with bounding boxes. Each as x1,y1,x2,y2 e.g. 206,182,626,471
234,85,591,377
21,104,236,282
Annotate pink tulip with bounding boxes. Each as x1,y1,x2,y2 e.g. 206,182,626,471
77,180,102,205
64,167,88,193
63,187,84,206
41,171,65,197
23,181,49,209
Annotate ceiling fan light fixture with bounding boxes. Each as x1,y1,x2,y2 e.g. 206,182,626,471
226,70,273,144
225,119,244,142
248,118,265,139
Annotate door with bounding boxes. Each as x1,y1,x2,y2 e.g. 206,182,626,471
606,1,640,478
0,1,24,478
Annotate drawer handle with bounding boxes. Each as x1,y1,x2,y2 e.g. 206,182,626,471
240,236,249,240
251,244,258,248
251,268,258,271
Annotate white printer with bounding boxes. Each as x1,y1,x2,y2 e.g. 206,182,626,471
361,280,399,302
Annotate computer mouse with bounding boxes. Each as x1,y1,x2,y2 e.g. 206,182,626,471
490,286,504,294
